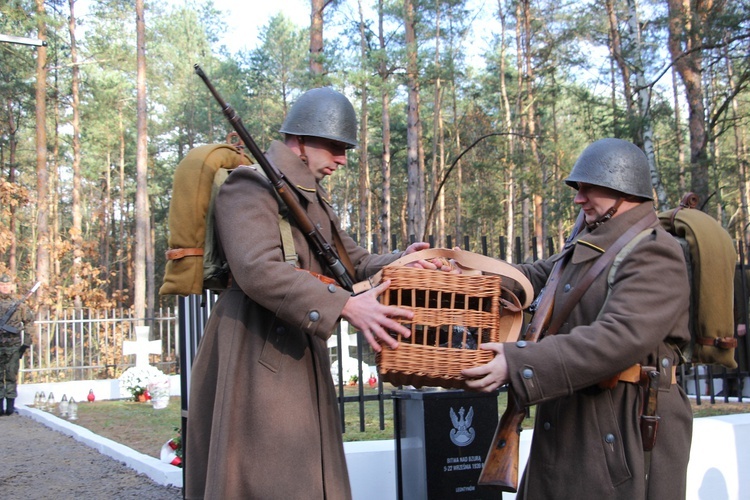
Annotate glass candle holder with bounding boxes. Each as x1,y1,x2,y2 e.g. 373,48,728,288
68,398,78,420
58,394,69,417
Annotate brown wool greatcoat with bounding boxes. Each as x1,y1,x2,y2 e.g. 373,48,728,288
185,141,401,500
506,202,693,500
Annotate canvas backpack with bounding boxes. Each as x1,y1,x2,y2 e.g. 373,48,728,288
607,193,738,368
159,143,298,296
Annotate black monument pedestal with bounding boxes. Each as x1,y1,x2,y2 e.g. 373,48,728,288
393,388,500,500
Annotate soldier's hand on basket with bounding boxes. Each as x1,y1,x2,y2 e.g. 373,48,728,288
461,342,509,393
400,242,440,271
401,242,463,274
341,279,414,353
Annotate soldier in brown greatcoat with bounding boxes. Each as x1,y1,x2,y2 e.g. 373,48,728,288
464,139,693,499
185,88,441,500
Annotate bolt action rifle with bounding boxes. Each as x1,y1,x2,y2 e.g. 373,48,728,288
193,65,355,292
478,212,584,492
0,281,41,335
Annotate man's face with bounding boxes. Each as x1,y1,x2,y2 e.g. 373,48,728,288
302,136,349,180
573,182,622,225
0,282,13,295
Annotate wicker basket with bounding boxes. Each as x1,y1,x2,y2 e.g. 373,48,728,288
376,264,524,389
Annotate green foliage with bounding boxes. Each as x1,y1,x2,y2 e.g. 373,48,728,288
0,0,748,309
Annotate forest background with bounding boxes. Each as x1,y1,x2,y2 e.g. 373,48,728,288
0,0,749,322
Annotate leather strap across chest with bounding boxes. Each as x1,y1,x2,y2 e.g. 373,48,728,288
545,210,658,337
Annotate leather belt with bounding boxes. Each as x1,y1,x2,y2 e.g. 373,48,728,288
165,247,203,260
616,363,677,385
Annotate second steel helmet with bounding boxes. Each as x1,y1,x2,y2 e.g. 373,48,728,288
564,138,653,200
279,87,358,149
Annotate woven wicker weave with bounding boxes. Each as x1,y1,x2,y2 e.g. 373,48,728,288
376,266,523,389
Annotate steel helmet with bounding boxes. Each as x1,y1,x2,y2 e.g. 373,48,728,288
279,87,358,149
564,138,653,200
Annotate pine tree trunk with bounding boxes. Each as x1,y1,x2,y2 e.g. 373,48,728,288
377,0,392,253
625,0,667,209
7,103,18,277
497,1,515,260
35,0,50,313
357,0,372,250
134,0,149,323
405,0,425,240
69,0,83,309
666,0,712,204
310,0,326,79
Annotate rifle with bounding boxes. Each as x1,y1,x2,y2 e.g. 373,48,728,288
193,64,355,292
478,211,585,491
0,281,41,335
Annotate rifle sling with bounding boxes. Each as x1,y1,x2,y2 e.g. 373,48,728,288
331,222,356,281
545,210,658,337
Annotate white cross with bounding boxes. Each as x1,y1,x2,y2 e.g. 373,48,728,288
123,326,161,368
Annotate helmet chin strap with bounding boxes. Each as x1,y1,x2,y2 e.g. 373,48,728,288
587,197,625,230
296,136,308,165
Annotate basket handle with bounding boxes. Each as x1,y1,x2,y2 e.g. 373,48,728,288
354,248,534,309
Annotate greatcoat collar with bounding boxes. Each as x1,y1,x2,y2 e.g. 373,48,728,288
570,202,657,265
264,140,334,207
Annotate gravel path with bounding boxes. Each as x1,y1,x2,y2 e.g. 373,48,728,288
0,411,183,499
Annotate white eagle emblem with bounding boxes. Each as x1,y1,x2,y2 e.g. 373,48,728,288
449,406,476,446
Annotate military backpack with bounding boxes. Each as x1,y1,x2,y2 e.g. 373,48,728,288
607,193,738,368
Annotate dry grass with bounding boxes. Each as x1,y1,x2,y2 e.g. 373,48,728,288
689,397,750,418
69,397,182,459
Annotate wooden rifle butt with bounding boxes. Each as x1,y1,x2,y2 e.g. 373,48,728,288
480,211,584,492
478,389,524,492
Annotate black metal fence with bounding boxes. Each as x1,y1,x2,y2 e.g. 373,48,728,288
19,229,749,433
178,232,750,435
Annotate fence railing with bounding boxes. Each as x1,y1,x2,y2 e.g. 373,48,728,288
20,307,179,384
18,231,750,432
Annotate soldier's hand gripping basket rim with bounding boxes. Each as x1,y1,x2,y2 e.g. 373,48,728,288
363,248,533,390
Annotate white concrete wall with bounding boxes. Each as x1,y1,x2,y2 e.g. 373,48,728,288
16,375,182,406
17,382,750,499
345,412,750,500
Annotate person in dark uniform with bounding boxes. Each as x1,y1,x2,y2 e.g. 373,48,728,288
0,275,34,416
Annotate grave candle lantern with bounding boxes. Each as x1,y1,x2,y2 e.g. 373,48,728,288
59,394,69,417
68,398,78,420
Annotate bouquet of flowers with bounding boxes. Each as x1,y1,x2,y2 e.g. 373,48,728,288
148,374,172,409
119,365,166,401
161,427,183,467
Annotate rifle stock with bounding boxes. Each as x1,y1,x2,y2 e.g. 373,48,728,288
478,388,524,490
193,65,355,292
478,212,584,491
